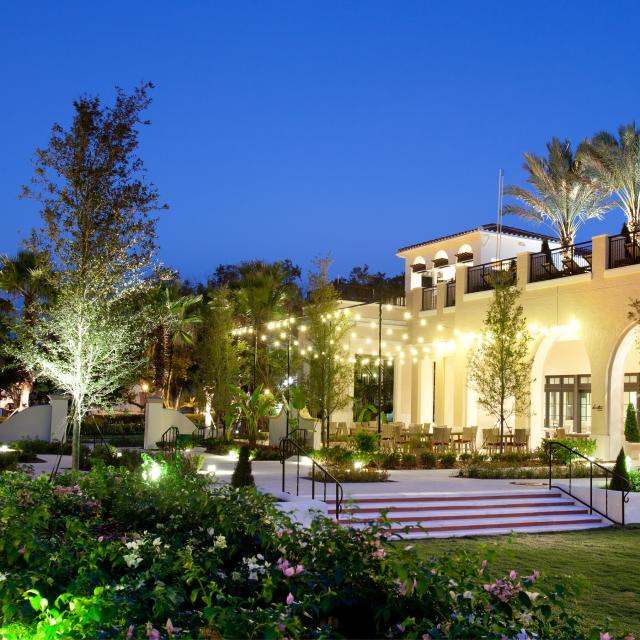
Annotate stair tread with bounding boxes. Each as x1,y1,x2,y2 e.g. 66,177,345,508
326,491,561,504
329,499,577,514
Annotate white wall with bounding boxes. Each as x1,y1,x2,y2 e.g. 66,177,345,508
0,405,52,442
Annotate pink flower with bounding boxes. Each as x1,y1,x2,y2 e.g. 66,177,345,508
284,566,295,577
395,578,407,596
165,618,181,635
624,635,635,640
294,564,304,575
600,634,612,640
509,570,517,580
18,546,26,555
145,623,160,639
286,592,294,605
127,625,135,639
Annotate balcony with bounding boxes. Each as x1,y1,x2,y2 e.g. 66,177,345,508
529,241,592,283
608,233,640,269
334,281,405,306
467,258,517,293
445,280,456,307
422,286,437,311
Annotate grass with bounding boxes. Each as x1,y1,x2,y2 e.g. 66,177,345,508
411,527,640,637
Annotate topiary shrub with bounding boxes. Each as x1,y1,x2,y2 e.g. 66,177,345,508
402,453,418,469
610,448,630,491
420,450,437,468
351,430,379,455
625,403,640,442
439,452,457,468
231,445,255,488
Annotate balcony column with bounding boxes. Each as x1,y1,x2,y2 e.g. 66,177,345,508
516,251,530,290
591,234,608,282
455,263,468,305
436,281,446,312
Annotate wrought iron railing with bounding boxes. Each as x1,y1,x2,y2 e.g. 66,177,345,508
192,425,208,448
279,436,344,520
445,280,456,307
421,286,437,311
608,233,640,269
160,426,178,459
467,258,517,293
530,241,592,282
546,440,629,525
332,282,405,306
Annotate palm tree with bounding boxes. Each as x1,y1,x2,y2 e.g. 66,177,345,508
0,250,51,327
234,261,301,390
578,122,640,235
148,284,202,405
504,138,612,248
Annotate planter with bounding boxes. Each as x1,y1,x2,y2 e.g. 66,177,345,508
623,441,640,461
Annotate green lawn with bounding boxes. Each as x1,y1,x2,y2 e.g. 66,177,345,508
411,527,640,637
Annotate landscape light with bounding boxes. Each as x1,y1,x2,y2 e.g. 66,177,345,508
207,463,217,474
353,460,364,470
142,459,163,482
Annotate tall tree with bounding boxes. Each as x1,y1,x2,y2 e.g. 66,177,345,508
504,138,612,248
194,287,239,433
12,83,165,469
233,260,301,390
467,275,532,452
301,258,353,444
579,122,640,235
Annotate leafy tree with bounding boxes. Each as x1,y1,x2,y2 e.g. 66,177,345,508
609,448,630,491
624,402,640,442
231,444,255,488
579,122,640,234
301,258,353,444
467,276,532,453
12,84,165,469
230,384,276,446
194,287,239,433
504,138,612,248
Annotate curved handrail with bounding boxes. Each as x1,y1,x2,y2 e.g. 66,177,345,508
161,425,179,458
279,436,344,520
545,440,630,525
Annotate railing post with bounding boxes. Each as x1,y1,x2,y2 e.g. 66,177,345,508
548,442,552,490
622,490,626,526
589,462,593,515
335,483,339,521
281,441,286,493
311,462,315,500
296,450,300,496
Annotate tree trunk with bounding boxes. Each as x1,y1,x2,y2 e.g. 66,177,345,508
71,402,82,470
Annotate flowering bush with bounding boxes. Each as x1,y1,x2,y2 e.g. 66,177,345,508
0,457,628,638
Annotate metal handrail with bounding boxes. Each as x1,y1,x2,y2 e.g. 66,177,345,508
608,232,640,269
467,258,517,293
279,436,344,520
160,426,179,459
191,425,207,448
546,440,630,525
530,240,593,282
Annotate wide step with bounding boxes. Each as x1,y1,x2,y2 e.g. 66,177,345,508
331,490,608,538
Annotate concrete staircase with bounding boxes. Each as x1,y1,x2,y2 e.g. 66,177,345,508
327,490,609,538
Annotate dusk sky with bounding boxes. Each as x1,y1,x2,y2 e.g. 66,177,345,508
2,1,640,283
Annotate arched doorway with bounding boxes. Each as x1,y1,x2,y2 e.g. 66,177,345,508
530,325,591,449
607,323,640,457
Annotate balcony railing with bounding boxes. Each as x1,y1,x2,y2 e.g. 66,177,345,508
422,286,437,311
467,258,517,293
529,241,592,283
333,282,405,306
608,233,640,269
445,280,456,307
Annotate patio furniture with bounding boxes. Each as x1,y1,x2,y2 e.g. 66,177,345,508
459,426,478,453
482,428,500,455
328,422,338,437
337,421,348,437
556,427,566,438
510,428,529,453
432,426,451,453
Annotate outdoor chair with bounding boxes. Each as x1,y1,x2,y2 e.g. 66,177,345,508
432,426,451,453
460,426,478,453
328,422,338,438
482,428,500,455
511,429,528,453
380,423,395,451
337,421,348,437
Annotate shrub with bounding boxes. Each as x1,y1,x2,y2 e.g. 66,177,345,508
629,469,640,492
402,453,418,469
0,449,19,471
420,450,437,468
321,466,389,482
231,445,255,488
374,451,401,469
250,444,281,461
313,446,354,466
625,403,640,442
204,438,235,455
539,438,597,465
609,448,630,491
0,458,613,638
439,451,458,468
351,429,379,455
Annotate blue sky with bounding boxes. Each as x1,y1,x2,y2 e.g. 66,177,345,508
1,1,639,283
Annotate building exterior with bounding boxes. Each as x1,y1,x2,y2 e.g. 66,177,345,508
336,224,640,460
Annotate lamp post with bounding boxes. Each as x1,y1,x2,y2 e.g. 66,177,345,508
377,296,383,435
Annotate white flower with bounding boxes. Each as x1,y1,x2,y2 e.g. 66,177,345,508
463,591,474,599
0,572,7,582
207,527,215,537
152,537,162,547
123,553,142,568
231,571,241,581
214,535,227,549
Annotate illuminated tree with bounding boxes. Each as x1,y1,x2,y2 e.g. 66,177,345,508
301,258,353,444
13,83,165,469
467,276,532,452
504,138,611,248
